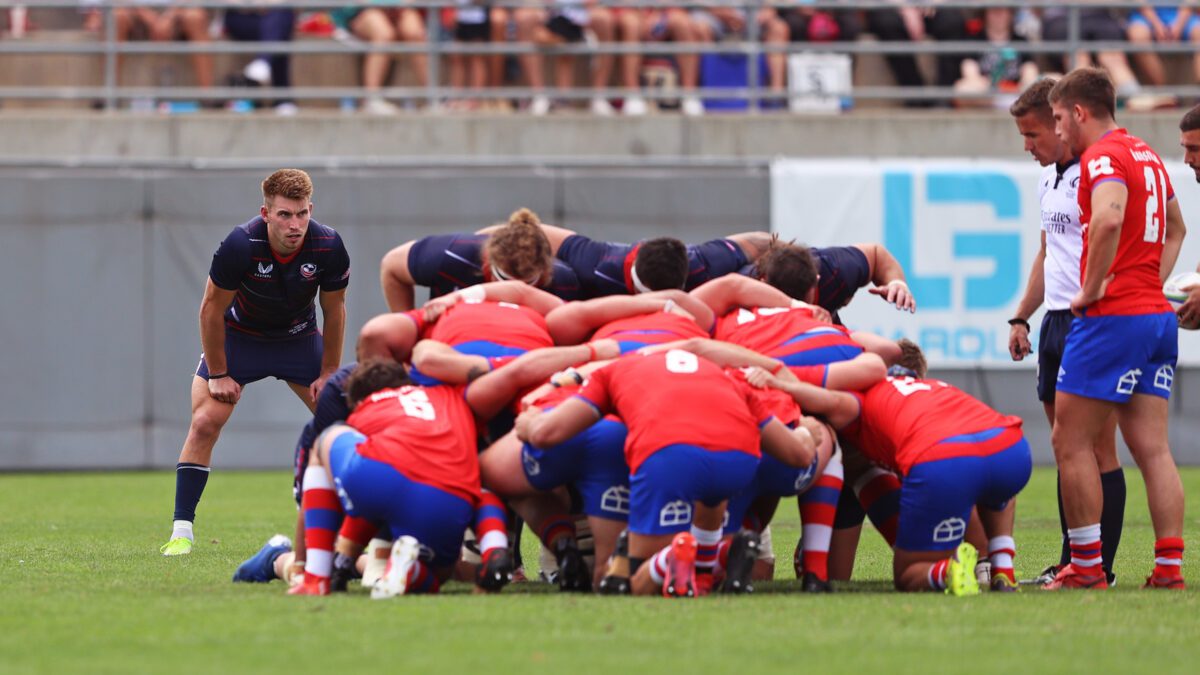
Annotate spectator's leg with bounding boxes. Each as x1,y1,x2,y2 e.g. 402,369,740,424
515,8,547,91
351,9,397,93
178,8,214,88
758,9,789,92
589,7,616,91
260,9,296,91
617,9,642,91
488,7,510,89
1127,19,1166,86
925,9,966,88
865,10,924,88
665,8,699,90
396,8,429,88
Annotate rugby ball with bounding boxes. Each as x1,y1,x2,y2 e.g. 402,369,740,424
1164,271,1200,330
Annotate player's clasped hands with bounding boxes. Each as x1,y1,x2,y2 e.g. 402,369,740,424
868,279,917,313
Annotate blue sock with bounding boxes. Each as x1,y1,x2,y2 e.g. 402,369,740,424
173,463,211,523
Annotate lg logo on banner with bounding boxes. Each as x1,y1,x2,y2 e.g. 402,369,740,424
883,171,1022,311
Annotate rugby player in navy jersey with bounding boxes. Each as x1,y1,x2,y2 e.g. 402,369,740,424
160,169,350,557
530,224,775,297
379,208,582,311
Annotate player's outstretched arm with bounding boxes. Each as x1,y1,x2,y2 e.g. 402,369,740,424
1161,197,1187,284
690,274,793,315
759,417,816,468
858,243,917,312
1073,181,1127,314
848,331,902,365
199,279,241,404
1009,232,1046,361
357,311,422,363
515,398,601,449
823,352,887,391
380,240,417,312
312,288,347,402
466,340,620,420
411,339,493,385
644,337,785,374
725,231,774,264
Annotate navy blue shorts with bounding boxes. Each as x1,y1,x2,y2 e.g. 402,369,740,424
196,328,322,387
1036,309,1074,403
522,418,631,521
1057,312,1178,403
328,430,474,566
896,435,1032,552
629,445,758,535
723,452,820,535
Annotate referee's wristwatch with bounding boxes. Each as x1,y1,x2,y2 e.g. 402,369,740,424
1007,318,1030,330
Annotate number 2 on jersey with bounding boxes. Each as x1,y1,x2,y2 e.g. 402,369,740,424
1143,165,1167,244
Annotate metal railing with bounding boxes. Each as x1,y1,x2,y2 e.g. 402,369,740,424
1,1,1198,111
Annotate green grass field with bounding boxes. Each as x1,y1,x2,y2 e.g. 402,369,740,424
1,468,1198,674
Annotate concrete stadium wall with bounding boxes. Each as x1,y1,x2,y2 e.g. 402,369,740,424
2,122,1199,469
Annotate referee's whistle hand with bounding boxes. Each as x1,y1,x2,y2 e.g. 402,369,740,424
1007,326,1031,361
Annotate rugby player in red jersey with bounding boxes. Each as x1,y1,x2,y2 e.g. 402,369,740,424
516,349,818,597
544,291,715,351
747,340,1032,595
1047,68,1187,590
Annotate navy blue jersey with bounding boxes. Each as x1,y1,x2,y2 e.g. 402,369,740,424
209,217,350,340
293,363,356,504
407,233,581,301
737,245,871,322
556,234,750,298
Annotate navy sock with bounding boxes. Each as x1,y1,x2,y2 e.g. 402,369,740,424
1056,471,1070,567
173,462,211,523
1099,468,1127,578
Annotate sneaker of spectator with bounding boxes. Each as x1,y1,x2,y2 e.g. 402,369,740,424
515,1,617,114
693,5,790,94
865,6,969,108
225,7,297,111
1126,4,1200,109
615,6,705,115
86,3,214,92
1039,7,1143,102
330,6,428,113
953,7,1038,110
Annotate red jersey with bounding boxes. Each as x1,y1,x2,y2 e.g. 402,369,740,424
1078,128,1174,316
714,306,862,365
726,368,801,428
347,384,481,504
592,311,710,345
426,300,553,350
577,351,772,473
839,376,1023,476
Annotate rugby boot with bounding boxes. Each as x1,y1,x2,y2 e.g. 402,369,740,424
801,571,833,593
719,530,761,594
372,536,421,599
1143,572,1186,590
945,543,981,596
662,532,698,598
476,547,515,592
328,551,361,593
287,575,329,596
1041,563,1108,591
232,534,291,583
598,530,631,595
553,537,592,592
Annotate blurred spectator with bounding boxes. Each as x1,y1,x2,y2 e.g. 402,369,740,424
613,6,705,116
865,6,969,107
953,7,1038,109
84,2,214,90
445,1,509,111
225,6,297,114
692,5,790,95
1040,5,1142,100
330,6,429,115
779,3,862,45
515,1,617,115
1126,3,1200,107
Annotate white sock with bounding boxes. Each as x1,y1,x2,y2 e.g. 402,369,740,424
171,520,194,541
647,548,670,584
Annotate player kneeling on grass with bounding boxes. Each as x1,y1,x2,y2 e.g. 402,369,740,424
744,340,1032,595
516,347,818,598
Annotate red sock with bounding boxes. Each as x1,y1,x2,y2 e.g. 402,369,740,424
300,466,342,581
928,558,950,590
854,467,901,547
535,513,576,550
988,535,1016,584
337,515,378,549
1067,524,1103,574
1154,537,1184,578
405,560,440,594
798,453,844,580
474,490,509,555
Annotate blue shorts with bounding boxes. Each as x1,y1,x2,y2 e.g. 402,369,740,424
196,328,322,387
408,340,527,387
1036,309,1074,403
522,418,631,521
1057,312,1177,403
328,430,474,566
723,452,821,535
1129,10,1200,41
896,436,1032,552
629,444,758,536
777,332,864,367
685,238,750,291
